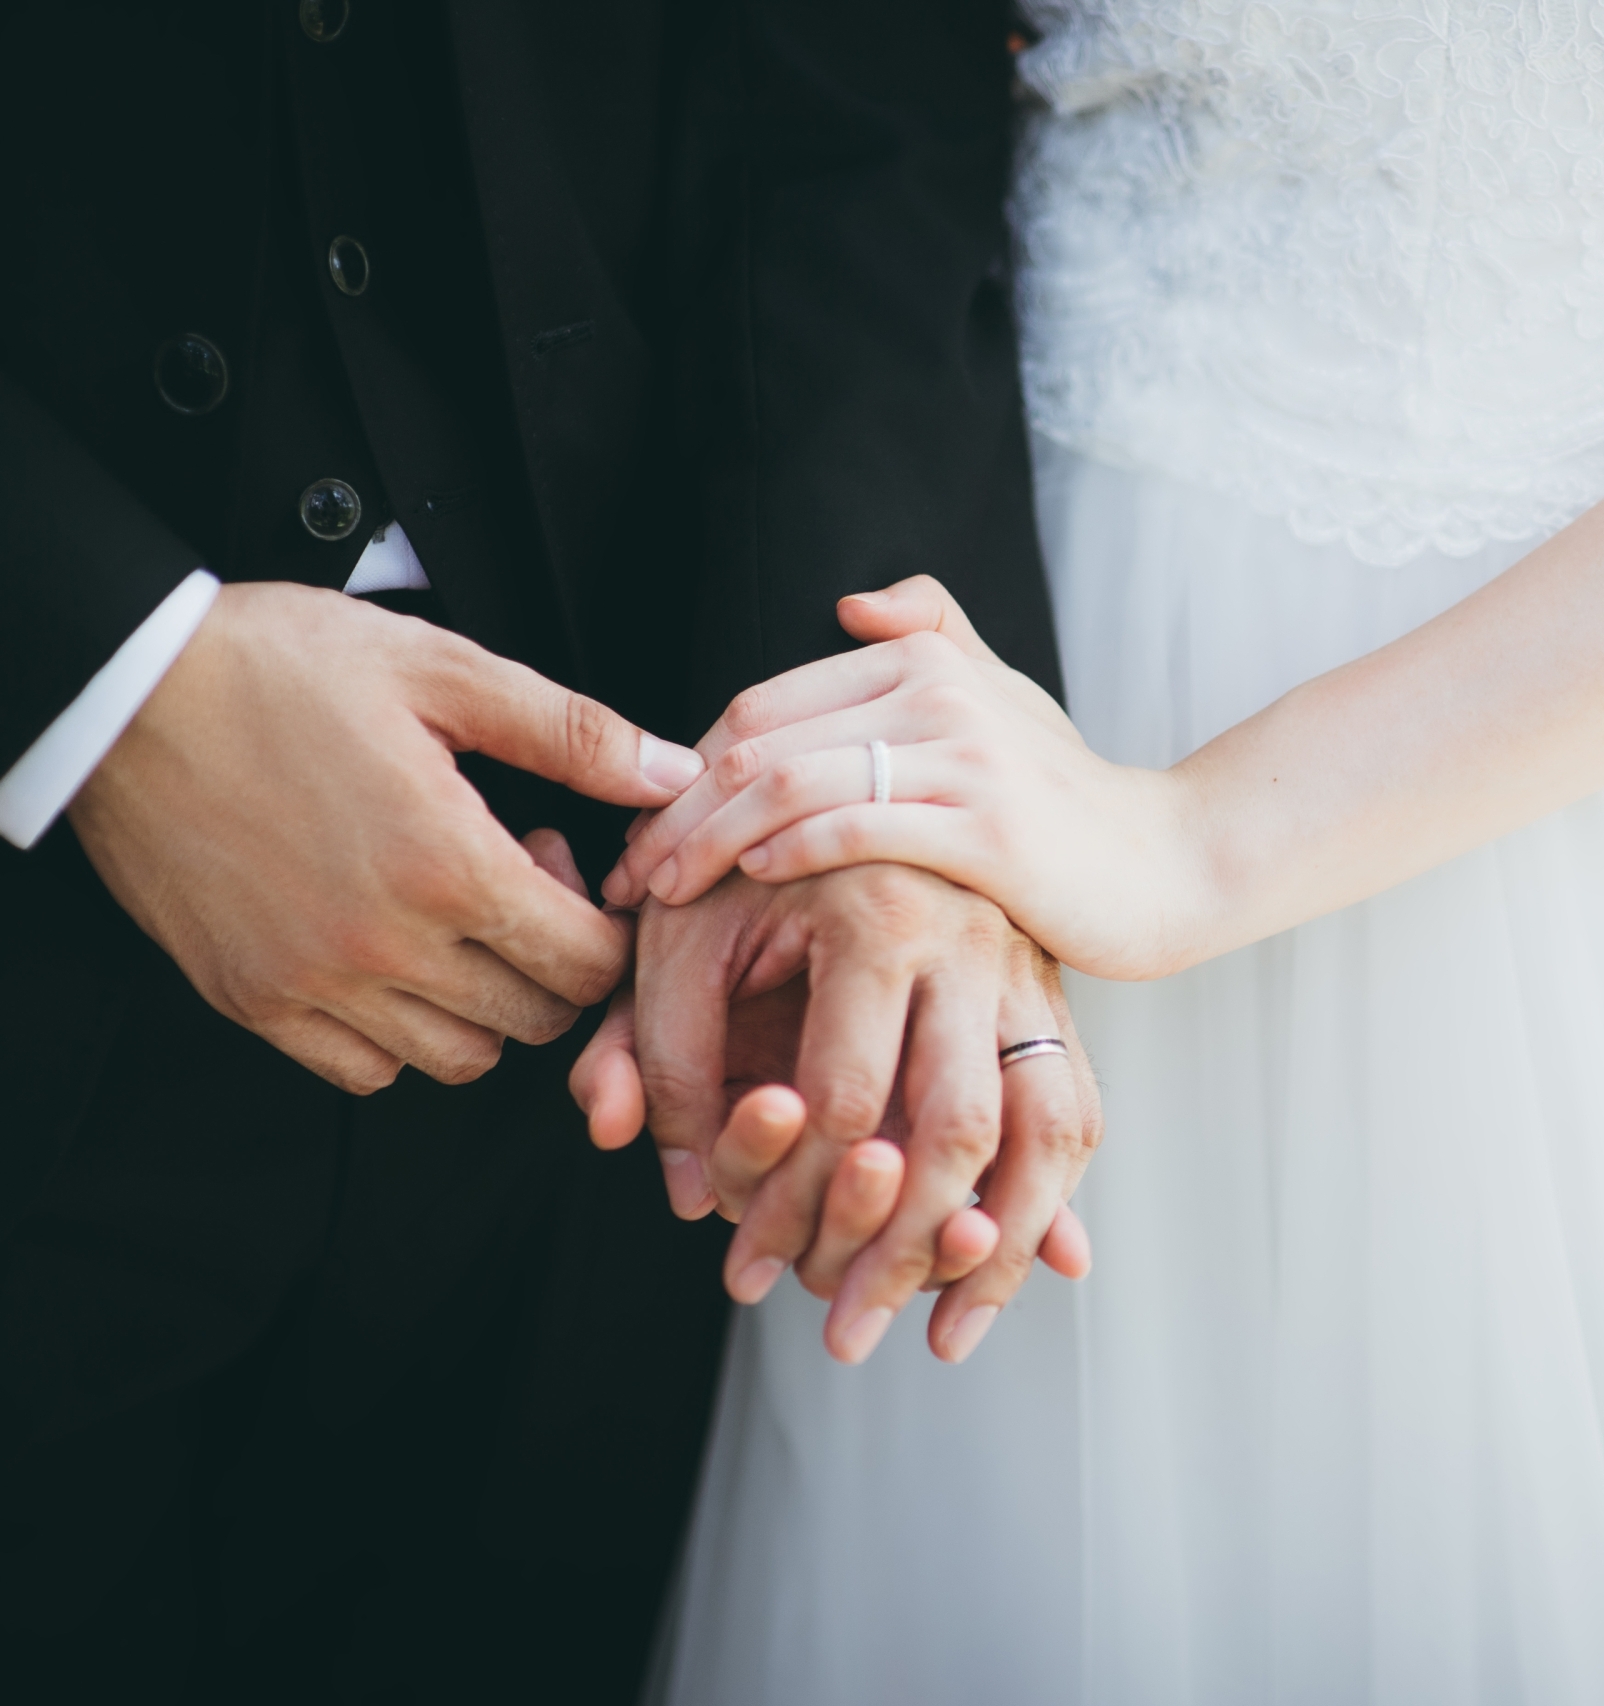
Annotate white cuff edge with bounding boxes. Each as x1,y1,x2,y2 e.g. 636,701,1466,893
0,568,221,850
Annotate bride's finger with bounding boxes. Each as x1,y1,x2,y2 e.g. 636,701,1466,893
569,987,646,1151
735,802,987,894
605,691,994,906
785,1139,906,1294
1039,1202,1092,1278
927,1021,1101,1362
695,629,973,765
648,742,982,906
836,576,1002,663
707,1084,809,1222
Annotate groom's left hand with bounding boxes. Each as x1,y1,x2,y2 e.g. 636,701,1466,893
571,868,1100,1365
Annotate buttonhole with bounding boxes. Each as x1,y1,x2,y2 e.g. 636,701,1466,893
419,487,474,521
530,320,594,358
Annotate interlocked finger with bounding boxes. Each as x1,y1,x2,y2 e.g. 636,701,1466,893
707,1084,809,1223
927,995,1101,1362
815,964,1004,1360
723,949,916,1304
784,1139,906,1292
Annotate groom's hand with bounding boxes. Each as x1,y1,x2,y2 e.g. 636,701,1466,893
68,581,703,1093
571,868,1101,1363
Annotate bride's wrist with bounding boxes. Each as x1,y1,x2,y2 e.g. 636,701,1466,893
1159,754,1260,971
1049,756,1222,980
1129,762,1226,975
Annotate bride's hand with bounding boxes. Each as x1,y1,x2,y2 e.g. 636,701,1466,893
603,577,1212,980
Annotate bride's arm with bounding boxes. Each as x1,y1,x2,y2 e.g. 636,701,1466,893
603,502,1604,979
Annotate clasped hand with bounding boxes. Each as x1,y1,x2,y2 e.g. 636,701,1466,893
73,579,1103,1369
606,575,1213,981
573,578,1127,1366
572,866,1098,1364
70,582,704,1092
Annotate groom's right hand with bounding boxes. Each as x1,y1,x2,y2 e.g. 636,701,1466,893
66,581,704,1094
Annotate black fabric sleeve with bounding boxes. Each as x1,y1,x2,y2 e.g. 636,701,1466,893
0,370,203,776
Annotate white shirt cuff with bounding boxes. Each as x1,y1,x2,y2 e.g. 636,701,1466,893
0,568,220,850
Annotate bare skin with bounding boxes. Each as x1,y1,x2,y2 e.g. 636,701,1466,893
608,499,1604,980
69,581,704,1094
572,868,1098,1364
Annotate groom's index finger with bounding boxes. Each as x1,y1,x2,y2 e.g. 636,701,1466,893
420,633,704,806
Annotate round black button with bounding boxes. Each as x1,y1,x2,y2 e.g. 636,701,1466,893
153,333,229,416
327,234,370,297
299,478,362,542
298,0,349,43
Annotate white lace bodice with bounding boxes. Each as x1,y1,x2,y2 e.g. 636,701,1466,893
1011,0,1604,563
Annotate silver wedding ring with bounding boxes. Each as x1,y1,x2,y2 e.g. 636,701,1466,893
999,1037,1071,1067
868,739,892,805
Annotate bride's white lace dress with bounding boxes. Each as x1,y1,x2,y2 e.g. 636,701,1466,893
651,2,1604,1699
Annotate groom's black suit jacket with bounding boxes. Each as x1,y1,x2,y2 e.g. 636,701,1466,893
0,3,1059,1700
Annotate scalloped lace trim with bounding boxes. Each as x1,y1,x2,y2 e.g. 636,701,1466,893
1010,0,1604,565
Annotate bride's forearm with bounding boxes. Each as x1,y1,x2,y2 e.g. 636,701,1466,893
1173,501,1604,964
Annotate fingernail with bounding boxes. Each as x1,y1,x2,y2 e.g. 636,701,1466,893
740,844,771,874
845,590,889,606
730,1256,786,1304
837,1306,894,1365
660,1148,709,1215
646,855,680,902
944,1304,999,1364
639,733,705,793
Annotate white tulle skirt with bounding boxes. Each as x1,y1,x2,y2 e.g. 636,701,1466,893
649,445,1604,1706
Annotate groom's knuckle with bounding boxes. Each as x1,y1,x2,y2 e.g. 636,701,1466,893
814,1074,885,1142
639,1060,702,1113
1075,1094,1106,1157
340,1054,402,1096
520,997,582,1044
928,1102,1000,1169
1034,1085,1090,1158
990,1239,1036,1293
567,949,626,1010
884,1244,936,1293
837,864,934,937
562,692,614,774
429,1032,506,1086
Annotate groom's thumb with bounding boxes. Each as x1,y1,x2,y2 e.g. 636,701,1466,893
425,639,704,805
837,574,1001,663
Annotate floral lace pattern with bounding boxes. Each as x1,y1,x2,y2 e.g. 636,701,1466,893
1010,0,1604,562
